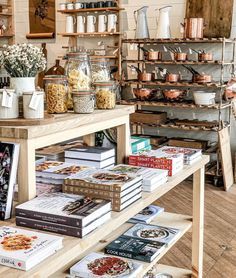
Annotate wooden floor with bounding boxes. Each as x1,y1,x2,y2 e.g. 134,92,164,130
156,180,236,278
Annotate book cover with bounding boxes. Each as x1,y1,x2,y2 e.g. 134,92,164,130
36,161,64,172
65,157,115,169
113,193,142,212
142,177,168,192
132,145,152,154
0,226,62,271
16,211,111,238
15,193,111,228
156,146,202,163
0,142,20,220
131,136,150,153
65,169,142,192
111,164,168,186
123,223,180,245
70,252,143,278
65,146,115,161
129,205,164,224
105,235,166,262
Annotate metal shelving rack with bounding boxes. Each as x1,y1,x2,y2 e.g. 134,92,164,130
121,37,236,186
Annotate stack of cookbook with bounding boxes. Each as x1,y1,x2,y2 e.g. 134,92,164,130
15,192,111,238
0,226,63,271
110,164,168,192
157,146,202,165
63,169,143,211
36,161,90,190
131,136,151,154
65,146,115,169
129,148,184,176
104,223,180,263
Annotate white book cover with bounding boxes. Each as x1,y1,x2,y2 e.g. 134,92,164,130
129,205,164,224
70,252,143,278
111,164,168,186
123,223,180,245
142,177,168,192
156,146,202,161
65,157,115,169
0,142,20,220
65,147,115,161
0,226,63,271
130,150,184,163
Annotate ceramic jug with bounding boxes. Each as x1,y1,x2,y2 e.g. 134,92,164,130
134,6,149,39
156,6,172,38
77,15,85,33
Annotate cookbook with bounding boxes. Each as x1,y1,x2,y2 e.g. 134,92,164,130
70,252,143,278
0,142,20,220
105,235,166,262
15,193,111,228
128,205,164,224
123,223,180,245
0,226,62,271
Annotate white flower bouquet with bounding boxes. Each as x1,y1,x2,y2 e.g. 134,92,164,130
0,44,46,77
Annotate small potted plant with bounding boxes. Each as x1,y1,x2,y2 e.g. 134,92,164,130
0,43,46,95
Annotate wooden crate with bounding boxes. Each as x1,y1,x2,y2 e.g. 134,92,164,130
130,111,167,125
168,137,209,150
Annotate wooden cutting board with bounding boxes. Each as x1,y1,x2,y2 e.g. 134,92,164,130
218,127,234,191
186,0,234,38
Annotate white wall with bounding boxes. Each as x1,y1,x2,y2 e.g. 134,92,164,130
11,0,236,150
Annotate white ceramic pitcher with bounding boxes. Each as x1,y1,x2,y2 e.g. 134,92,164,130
156,6,172,38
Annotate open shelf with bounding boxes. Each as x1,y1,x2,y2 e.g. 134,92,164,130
0,156,209,277
123,59,234,66
119,99,231,110
154,264,192,277
0,33,14,38
122,38,236,44
51,212,192,277
121,80,224,88
0,12,12,16
58,32,121,37
131,120,229,132
58,7,124,13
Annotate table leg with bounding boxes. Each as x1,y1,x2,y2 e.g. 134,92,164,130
18,139,36,204
116,118,131,164
83,134,95,146
192,167,205,278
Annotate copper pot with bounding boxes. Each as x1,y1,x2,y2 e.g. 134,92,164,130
193,74,212,83
183,18,204,39
133,88,156,100
174,52,187,61
165,73,180,83
163,89,185,101
198,53,213,61
138,72,155,82
145,51,162,61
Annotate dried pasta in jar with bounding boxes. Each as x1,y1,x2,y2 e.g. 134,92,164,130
44,75,68,114
95,82,116,109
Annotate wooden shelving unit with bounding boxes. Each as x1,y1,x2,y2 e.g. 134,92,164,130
0,140,209,277
121,37,235,187
58,32,121,37
0,0,14,45
57,7,124,13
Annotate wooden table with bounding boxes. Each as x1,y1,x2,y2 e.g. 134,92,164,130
0,156,209,278
0,105,134,203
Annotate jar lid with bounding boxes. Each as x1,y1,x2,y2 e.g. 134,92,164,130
72,90,95,96
67,52,88,58
43,75,67,81
93,81,115,86
23,91,44,95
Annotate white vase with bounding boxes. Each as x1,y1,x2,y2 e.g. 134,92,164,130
10,77,36,96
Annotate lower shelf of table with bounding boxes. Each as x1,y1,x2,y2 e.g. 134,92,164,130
155,264,192,277
51,212,192,277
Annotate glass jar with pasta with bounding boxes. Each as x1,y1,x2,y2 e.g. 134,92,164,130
44,75,68,114
94,82,116,109
65,52,92,108
91,58,111,83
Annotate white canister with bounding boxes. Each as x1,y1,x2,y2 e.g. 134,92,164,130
77,15,86,33
75,2,83,9
0,89,19,119
59,3,66,10
66,16,76,33
66,3,74,10
98,14,107,32
107,14,117,32
87,15,96,33
23,91,44,119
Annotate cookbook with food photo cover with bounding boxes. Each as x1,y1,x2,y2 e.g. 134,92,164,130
0,226,63,271
0,142,20,220
123,223,180,245
128,205,164,224
70,252,143,278
15,192,111,227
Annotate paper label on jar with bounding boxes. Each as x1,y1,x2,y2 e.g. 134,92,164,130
29,92,40,110
2,89,13,108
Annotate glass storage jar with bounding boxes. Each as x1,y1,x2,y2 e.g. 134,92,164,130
91,58,110,83
94,82,116,109
72,91,95,114
44,75,68,114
